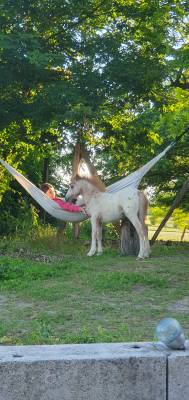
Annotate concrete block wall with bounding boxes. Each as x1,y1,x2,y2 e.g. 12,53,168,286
0,342,188,400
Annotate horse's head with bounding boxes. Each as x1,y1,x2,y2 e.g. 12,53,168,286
65,174,106,201
65,175,82,201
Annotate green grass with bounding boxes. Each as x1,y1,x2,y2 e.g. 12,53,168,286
0,233,189,345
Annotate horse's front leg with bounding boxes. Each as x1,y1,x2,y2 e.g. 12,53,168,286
96,219,103,255
87,217,97,256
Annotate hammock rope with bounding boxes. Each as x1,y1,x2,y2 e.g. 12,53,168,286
0,141,176,222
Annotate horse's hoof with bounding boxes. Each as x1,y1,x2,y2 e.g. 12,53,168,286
137,255,149,260
87,251,95,257
97,252,103,256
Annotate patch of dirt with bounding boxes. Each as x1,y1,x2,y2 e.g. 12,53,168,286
168,297,189,313
0,295,9,306
0,294,33,310
6,249,64,263
14,300,34,309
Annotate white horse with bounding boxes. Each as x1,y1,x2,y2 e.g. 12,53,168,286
65,175,150,259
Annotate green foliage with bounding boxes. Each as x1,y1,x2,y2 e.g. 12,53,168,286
0,257,64,284
149,206,169,225
1,0,189,231
0,195,39,237
149,206,189,231
172,209,189,230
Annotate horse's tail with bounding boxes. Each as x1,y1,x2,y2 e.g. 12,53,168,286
138,191,148,236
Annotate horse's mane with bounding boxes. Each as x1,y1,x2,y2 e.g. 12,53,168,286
74,175,106,192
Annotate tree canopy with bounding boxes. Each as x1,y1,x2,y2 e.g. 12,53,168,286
1,0,189,233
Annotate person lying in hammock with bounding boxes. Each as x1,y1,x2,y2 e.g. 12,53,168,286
40,183,87,214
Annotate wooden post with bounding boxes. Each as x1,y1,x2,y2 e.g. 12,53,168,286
150,178,189,245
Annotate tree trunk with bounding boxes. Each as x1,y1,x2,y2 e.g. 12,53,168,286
42,157,49,223
43,157,49,182
57,221,67,238
150,178,189,245
72,144,82,239
120,218,139,256
72,223,80,239
72,143,81,177
180,226,187,242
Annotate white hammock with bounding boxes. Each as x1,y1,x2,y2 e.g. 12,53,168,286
107,143,173,192
0,142,174,222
